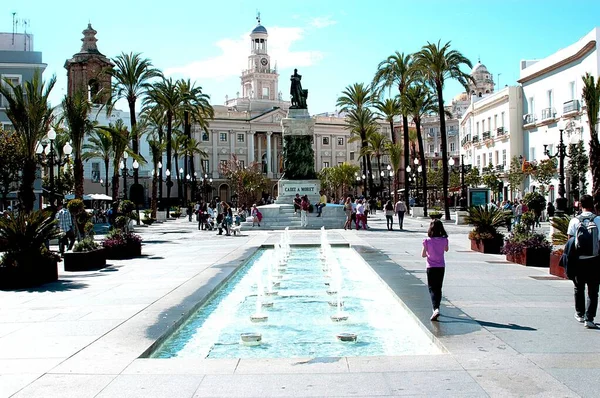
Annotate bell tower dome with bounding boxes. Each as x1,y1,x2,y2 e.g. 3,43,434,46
241,14,279,103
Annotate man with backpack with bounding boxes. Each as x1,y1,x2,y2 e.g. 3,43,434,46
567,195,600,329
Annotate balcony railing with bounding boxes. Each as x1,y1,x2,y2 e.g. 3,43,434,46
497,127,506,136
461,135,471,146
496,164,505,172
563,99,580,114
541,107,556,120
482,131,491,140
523,114,536,125
472,135,480,143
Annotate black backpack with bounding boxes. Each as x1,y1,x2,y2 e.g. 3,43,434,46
575,215,599,259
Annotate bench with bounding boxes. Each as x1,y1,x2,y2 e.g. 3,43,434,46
230,224,243,236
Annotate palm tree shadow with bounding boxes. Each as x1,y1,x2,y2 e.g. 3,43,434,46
441,315,537,331
19,279,88,293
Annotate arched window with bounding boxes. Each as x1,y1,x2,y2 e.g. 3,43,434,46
88,78,100,102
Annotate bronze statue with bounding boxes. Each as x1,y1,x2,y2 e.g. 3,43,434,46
290,69,308,109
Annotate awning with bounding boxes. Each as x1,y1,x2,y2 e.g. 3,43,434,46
65,194,113,201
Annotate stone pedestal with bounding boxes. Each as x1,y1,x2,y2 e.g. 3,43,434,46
276,179,321,205
411,206,424,218
454,210,469,225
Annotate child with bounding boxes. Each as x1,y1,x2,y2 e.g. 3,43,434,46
421,219,449,321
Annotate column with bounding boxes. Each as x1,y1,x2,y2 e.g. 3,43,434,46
315,134,321,173
211,130,218,179
257,134,262,172
248,131,255,164
330,135,335,167
229,130,235,159
266,131,273,178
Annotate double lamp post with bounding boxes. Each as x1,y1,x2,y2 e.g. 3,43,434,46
35,128,73,209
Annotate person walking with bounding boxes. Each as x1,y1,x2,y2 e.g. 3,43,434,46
567,194,600,329
343,197,353,230
384,200,395,230
421,219,449,321
356,199,366,230
395,198,407,230
55,202,75,255
300,195,309,227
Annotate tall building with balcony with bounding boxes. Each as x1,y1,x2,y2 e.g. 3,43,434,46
459,86,524,200
518,27,599,203
0,32,46,129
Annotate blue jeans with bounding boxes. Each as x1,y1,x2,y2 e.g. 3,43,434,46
397,211,405,229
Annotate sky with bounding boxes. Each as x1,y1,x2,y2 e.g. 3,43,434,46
3,0,600,115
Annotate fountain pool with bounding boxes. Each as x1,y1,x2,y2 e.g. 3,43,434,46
150,246,441,359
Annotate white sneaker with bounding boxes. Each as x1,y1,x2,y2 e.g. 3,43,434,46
574,313,584,323
584,320,597,329
430,309,440,321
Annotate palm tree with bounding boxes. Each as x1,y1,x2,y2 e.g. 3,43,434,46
98,119,131,202
147,134,165,218
373,52,414,210
176,79,214,203
62,91,94,199
374,98,401,144
144,78,182,206
386,142,403,203
171,131,187,204
401,85,438,216
0,71,56,212
582,72,600,212
82,129,113,196
106,52,161,159
361,130,390,195
181,137,209,202
414,41,472,220
336,83,376,195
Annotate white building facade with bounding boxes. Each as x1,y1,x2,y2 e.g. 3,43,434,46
518,27,599,205
459,86,524,200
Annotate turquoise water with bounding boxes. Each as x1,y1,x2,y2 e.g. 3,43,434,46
151,247,441,359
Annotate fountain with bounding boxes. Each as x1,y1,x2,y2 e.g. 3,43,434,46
250,260,269,322
329,257,348,322
240,332,263,345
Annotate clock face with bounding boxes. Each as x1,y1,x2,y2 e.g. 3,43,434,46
260,58,268,66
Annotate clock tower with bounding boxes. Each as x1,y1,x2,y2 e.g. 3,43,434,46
241,15,279,103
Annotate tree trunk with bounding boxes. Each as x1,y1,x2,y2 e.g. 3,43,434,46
591,141,600,213
111,172,120,203
166,112,173,206
129,99,138,155
174,154,180,205
74,156,84,199
376,155,383,196
436,85,450,220
389,120,396,145
184,111,190,205
416,119,428,217
20,158,37,213
366,154,374,196
151,173,158,219
104,159,110,197
402,115,410,210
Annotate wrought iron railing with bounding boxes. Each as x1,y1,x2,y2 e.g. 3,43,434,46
563,99,580,114
482,131,491,140
523,114,536,125
541,108,556,120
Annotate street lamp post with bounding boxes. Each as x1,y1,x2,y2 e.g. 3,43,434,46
544,120,572,214
35,129,72,209
380,165,394,199
201,173,213,203
119,152,139,200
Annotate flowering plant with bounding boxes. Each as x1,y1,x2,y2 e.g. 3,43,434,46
502,224,551,256
101,230,142,249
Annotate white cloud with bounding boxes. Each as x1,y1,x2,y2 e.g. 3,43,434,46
164,26,323,81
309,16,337,29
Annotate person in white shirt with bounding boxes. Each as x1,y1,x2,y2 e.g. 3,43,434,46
567,195,600,329
356,199,366,230
395,198,407,230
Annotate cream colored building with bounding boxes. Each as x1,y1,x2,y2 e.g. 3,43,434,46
190,19,392,202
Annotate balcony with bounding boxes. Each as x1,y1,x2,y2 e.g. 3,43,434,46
563,99,580,115
495,164,505,172
523,114,536,126
472,135,480,143
482,131,491,140
461,135,471,146
496,127,506,136
541,107,556,121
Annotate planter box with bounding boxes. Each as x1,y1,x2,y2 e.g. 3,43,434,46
429,214,443,220
104,241,142,260
470,238,503,254
506,248,551,267
549,251,567,279
0,258,58,290
63,249,107,271
141,219,155,226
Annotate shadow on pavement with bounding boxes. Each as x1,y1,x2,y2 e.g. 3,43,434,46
20,279,88,293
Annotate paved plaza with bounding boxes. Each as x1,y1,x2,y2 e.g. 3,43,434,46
1,213,599,397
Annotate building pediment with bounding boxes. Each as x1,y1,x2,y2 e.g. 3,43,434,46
250,108,287,124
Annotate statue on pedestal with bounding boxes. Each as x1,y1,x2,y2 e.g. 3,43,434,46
290,69,308,109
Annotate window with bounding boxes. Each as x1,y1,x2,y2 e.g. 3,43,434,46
237,133,245,143
528,97,535,115
2,123,14,132
495,151,499,165
201,160,209,174
530,147,536,162
476,122,480,134
487,117,491,131
202,131,209,141
1,75,21,107
262,87,269,99
501,112,505,127
429,144,434,153
547,89,553,109
450,142,455,152
349,151,355,160
477,155,481,169
91,163,100,183
482,120,485,132
238,160,245,169
488,152,493,165
502,149,507,166
429,127,435,134
322,137,329,145
482,153,486,166
494,115,498,130
569,81,576,100
220,159,228,168
322,161,329,168
219,132,227,142
337,137,344,146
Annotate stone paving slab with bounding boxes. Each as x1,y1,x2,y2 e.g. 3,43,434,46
0,213,598,397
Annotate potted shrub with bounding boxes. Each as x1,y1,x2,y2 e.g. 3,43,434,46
64,237,107,271
101,200,143,259
465,206,506,254
142,209,156,225
170,206,182,218
0,210,61,289
503,224,552,267
429,210,443,220
549,215,570,278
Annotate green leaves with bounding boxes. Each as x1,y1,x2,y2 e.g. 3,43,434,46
283,135,316,180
